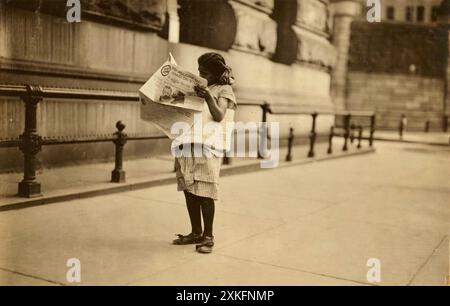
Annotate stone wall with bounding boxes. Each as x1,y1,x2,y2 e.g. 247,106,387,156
349,21,446,78
0,3,173,172
168,42,335,138
344,20,447,130
347,72,445,130
0,1,335,173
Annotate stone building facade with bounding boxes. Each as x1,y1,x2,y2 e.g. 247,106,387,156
378,0,442,23
0,0,337,172
331,0,450,131
1,0,447,172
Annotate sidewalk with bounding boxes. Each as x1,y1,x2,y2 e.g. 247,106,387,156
374,131,450,146
0,138,374,210
0,141,448,286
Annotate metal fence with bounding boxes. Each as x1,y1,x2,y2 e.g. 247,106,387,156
0,84,376,198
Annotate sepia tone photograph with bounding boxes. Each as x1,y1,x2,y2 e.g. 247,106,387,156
0,0,449,290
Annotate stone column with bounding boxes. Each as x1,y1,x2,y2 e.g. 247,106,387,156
167,0,180,43
329,0,362,111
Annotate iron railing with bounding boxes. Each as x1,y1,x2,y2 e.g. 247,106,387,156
0,84,376,198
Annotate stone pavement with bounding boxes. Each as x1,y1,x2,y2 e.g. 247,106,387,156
0,141,448,286
374,131,450,146
0,138,372,209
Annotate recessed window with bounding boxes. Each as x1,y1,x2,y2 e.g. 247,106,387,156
406,6,414,22
417,6,425,22
431,6,439,22
386,6,395,20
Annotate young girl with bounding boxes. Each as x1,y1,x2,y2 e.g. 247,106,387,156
172,53,236,254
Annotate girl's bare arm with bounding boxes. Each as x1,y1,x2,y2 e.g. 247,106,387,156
195,85,228,122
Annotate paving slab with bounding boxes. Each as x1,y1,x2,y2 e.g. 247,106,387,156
0,269,59,286
0,141,447,286
0,192,282,285
410,236,449,286
130,253,365,286
216,216,445,286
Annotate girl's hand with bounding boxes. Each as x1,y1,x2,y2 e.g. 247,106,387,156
194,84,227,121
194,85,211,99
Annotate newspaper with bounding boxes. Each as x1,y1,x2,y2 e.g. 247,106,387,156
139,54,207,112
139,54,207,139
140,98,198,139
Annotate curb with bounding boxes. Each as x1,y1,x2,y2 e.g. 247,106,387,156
373,137,449,147
221,147,376,176
0,147,376,212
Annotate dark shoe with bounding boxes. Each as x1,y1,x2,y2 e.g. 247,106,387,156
173,233,203,245
196,236,214,254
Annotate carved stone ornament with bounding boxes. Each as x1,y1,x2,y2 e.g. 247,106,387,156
5,0,167,31
230,0,277,56
297,0,329,33
242,0,274,11
293,25,336,68
84,0,166,27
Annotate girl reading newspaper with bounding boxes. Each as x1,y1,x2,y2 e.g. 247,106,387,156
172,53,237,254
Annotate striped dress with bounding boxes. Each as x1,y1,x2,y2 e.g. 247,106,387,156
175,145,222,200
174,84,236,200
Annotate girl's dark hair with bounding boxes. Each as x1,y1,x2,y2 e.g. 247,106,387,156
198,52,234,85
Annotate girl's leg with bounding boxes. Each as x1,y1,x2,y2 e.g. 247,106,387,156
184,191,203,235
196,196,215,253
200,196,215,238
173,191,203,245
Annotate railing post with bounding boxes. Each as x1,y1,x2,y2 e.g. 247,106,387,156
342,113,351,151
424,120,430,133
327,126,334,154
18,85,43,198
307,112,318,158
111,121,127,183
258,102,269,159
443,114,448,132
369,114,376,147
357,126,363,149
398,114,406,139
223,155,231,165
286,127,294,162
350,123,355,144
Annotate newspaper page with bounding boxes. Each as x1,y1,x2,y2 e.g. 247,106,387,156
140,96,198,140
139,55,207,139
139,55,207,112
